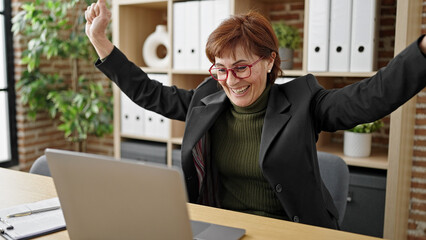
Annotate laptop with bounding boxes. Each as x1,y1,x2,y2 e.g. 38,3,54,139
45,148,245,240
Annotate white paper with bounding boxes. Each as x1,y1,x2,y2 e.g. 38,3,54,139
0,198,65,240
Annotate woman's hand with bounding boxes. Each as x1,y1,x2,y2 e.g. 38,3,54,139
85,0,114,59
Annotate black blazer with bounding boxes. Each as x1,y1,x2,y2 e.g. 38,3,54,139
97,36,426,229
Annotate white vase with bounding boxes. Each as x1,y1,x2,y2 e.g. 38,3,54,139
343,131,372,157
143,25,170,68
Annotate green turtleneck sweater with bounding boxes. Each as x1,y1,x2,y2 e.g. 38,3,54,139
210,84,286,220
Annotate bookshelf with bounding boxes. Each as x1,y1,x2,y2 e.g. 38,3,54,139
111,0,422,238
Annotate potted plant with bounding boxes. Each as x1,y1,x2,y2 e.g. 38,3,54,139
271,21,302,70
12,0,113,152
343,120,384,157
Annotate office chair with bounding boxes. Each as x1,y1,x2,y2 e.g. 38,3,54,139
317,151,350,226
29,155,51,177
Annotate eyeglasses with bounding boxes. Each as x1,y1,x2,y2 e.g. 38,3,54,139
209,57,263,81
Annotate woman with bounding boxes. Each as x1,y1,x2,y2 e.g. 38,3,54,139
85,0,426,229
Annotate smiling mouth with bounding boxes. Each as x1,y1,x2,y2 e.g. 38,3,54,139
231,85,250,95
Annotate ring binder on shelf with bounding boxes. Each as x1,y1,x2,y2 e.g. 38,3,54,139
350,0,377,72
307,0,331,72
329,0,353,72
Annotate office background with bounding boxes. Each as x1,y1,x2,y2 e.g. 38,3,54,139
1,0,425,239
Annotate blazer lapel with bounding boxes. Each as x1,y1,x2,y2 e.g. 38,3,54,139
259,86,292,166
183,91,229,151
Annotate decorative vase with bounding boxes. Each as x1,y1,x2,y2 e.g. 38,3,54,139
143,25,170,68
343,131,372,157
279,47,294,70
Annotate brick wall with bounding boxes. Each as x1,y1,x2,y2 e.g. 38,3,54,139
408,1,426,239
11,0,113,171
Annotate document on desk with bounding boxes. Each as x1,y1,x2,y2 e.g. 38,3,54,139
0,198,65,240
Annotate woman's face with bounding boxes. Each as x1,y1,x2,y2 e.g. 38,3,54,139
214,46,275,107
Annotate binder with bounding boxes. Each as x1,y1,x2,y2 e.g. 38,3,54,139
120,92,145,137
144,74,170,139
184,1,201,70
174,0,229,70
120,92,132,135
173,1,186,70
143,110,170,139
199,0,215,70
307,0,331,72
350,0,376,72
149,73,169,86
328,0,352,72
213,0,230,28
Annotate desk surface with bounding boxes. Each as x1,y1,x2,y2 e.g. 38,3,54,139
0,167,382,240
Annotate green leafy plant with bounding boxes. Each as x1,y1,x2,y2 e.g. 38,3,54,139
271,21,302,50
12,0,113,151
347,120,384,133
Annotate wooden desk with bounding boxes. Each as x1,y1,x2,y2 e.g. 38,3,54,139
0,167,383,240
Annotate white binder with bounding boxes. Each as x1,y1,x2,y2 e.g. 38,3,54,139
184,1,201,70
144,110,159,138
144,74,170,139
173,1,186,70
120,92,131,135
120,92,145,137
328,0,352,72
200,0,215,70
214,0,230,28
307,0,331,72
121,74,170,138
144,110,170,139
350,0,376,72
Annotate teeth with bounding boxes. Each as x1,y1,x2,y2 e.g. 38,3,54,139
231,86,249,94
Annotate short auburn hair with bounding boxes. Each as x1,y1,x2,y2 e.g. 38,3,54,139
205,11,282,83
